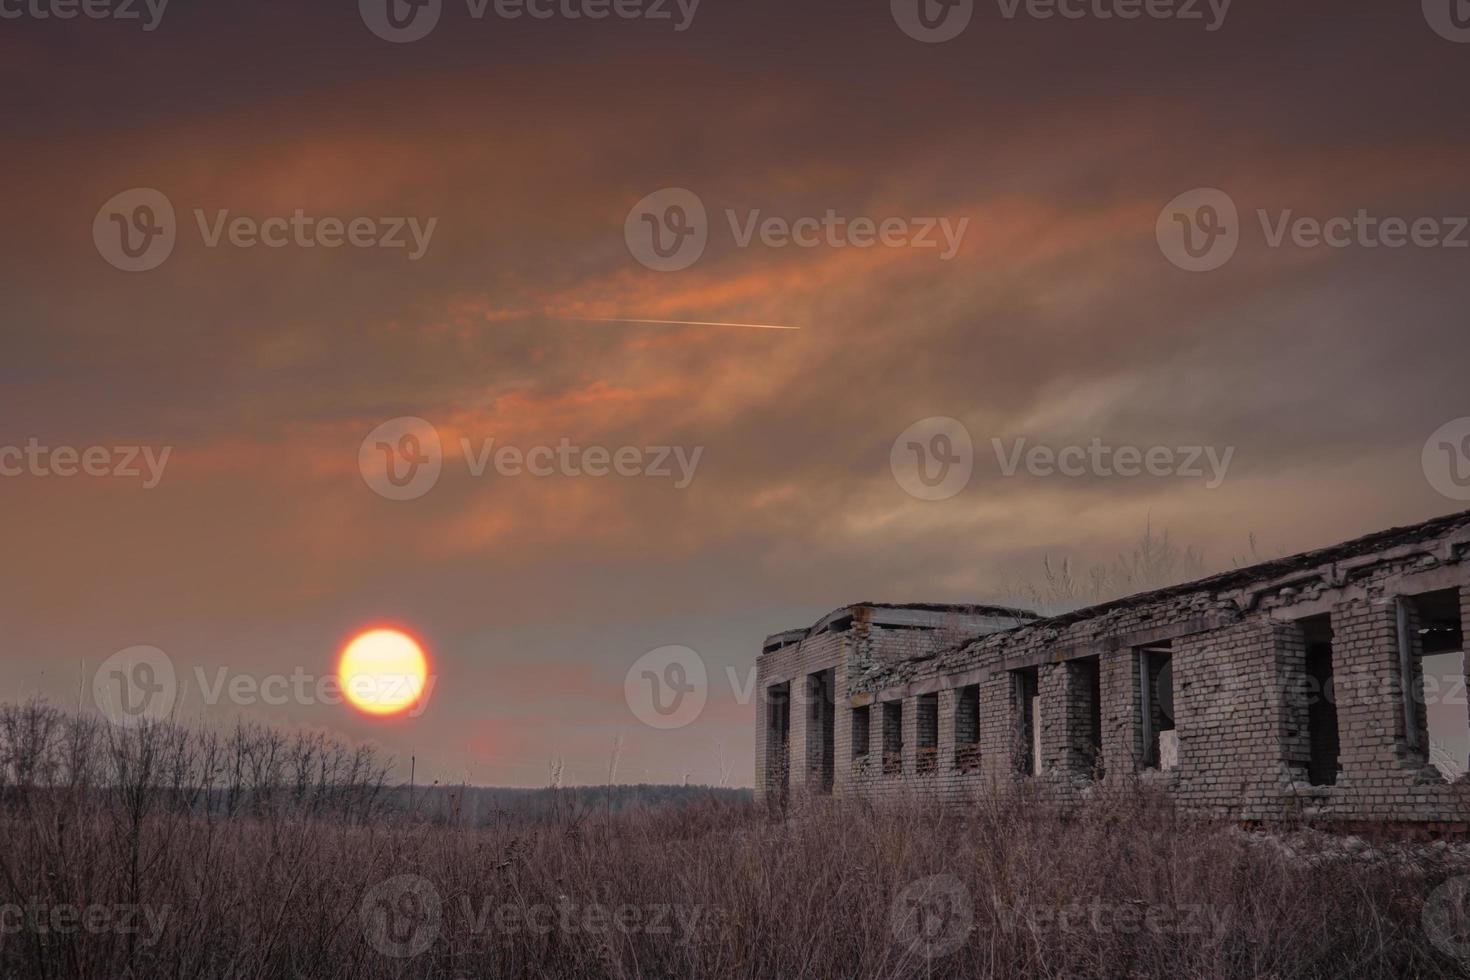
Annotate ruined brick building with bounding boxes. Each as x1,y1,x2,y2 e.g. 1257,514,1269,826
755,511,1470,827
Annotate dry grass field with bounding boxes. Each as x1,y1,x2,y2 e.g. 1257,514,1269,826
0,700,1466,979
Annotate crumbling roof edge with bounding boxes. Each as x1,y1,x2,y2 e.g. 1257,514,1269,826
761,601,1041,655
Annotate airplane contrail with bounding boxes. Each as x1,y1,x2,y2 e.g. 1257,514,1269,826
564,316,801,331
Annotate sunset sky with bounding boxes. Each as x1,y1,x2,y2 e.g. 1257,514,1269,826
3,0,1468,786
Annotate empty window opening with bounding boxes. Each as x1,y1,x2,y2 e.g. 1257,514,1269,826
1071,656,1103,779
1424,649,1468,781
806,669,835,794
1300,614,1341,787
1410,590,1468,782
1139,645,1175,770
954,684,981,771
916,693,938,773
766,681,791,796
882,701,904,775
1012,667,1039,776
852,705,871,760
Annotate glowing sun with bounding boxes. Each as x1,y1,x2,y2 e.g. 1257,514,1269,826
337,628,430,717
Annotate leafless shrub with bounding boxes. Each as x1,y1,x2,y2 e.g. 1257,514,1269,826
998,520,1274,616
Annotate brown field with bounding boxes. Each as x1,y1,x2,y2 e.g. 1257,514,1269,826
0,701,1467,979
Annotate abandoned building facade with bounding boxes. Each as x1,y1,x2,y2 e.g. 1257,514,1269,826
755,511,1470,826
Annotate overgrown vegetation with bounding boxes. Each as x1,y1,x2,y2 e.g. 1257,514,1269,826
997,521,1270,616
0,700,1464,979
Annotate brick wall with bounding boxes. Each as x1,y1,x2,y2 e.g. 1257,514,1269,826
755,630,842,800
1100,647,1142,775
758,606,1031,802
763,514,1470,824
1170,619,1288,820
